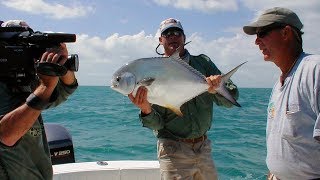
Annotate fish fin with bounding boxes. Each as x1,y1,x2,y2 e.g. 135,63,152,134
165,104,183,116
169,51,207,80
138,77,155,86
234,102,241,107
216,85,241,107
170,50,181,60
170,108,183,117
217,61,247,107
222,61,247,82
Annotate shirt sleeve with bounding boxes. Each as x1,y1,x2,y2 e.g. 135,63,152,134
314,114,320,141
46,79,78,109
139,105,165,130
313,65,320,141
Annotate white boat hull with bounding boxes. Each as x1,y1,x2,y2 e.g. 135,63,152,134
53,160,160,180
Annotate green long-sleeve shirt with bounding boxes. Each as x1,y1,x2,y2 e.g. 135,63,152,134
140,53,238,140
0,79,78,180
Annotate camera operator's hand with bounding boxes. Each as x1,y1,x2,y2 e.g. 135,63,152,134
40,43,68,66
41,43,68,65
37,43,67,88
33,43,67,101
39,43,77,87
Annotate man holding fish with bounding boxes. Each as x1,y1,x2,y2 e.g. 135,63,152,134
127,18,240,180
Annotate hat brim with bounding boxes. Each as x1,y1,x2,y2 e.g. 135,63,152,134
243,21,274,35
161,25,183,34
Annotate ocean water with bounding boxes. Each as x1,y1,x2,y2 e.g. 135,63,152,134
43,86,271,180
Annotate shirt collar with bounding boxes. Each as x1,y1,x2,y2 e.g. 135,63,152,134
181,49,190,64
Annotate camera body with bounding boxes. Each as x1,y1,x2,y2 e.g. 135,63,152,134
0,26,78,86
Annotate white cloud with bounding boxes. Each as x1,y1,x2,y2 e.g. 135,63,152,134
186,32,279,88
153,0,238,13
242,0,320,11
67,29,278,88
54,1,320,88
67,32,159,86
241,0,320,53
1,0,94,19
3,0,318,88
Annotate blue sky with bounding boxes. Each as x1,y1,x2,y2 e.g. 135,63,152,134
1,0,320,88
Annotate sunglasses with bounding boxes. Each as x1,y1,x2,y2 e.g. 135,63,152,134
161,30,183,38
256,24,286,38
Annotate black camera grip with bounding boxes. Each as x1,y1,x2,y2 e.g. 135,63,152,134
37,63,67,76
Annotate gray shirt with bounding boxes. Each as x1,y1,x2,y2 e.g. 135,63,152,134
266,52,320,179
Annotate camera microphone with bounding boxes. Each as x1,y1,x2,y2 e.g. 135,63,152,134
28,32,76,44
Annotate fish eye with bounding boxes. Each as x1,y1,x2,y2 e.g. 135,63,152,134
116,76,121,82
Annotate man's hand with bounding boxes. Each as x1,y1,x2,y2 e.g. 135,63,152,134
41,43,68,65
37,43,69,89
128,86,152,114
206,75,222,94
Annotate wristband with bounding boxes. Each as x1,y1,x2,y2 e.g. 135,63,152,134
26,93,50,110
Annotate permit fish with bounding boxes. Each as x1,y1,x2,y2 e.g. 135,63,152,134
111,52,246,116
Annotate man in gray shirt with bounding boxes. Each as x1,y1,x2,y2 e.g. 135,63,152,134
243,7,320,180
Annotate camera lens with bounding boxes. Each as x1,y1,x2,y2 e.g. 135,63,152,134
65,54,79,72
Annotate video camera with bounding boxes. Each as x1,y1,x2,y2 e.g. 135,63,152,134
0,26,79,86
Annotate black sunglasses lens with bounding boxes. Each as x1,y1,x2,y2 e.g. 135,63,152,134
174,31,182,36
162,30,182,37
257,30,268,38
257,24,286,38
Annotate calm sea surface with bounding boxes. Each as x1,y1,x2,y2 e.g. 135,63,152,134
43,86,271,180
